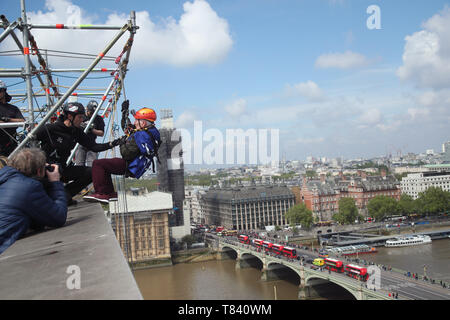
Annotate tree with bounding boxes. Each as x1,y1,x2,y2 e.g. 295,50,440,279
416,187,450,215
367,195,400,221
305,170,317,178
336,197,359,224
398,194,416,215
181,235,196,248
285,204,314,229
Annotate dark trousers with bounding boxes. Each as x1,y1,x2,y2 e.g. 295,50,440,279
92,158,127,195
61,165,92,198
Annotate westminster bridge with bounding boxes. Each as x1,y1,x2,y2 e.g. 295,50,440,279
207,236,450,300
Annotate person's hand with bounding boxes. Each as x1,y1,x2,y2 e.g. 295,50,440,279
46,164,61,182
110,136,127,147
121,100,129,113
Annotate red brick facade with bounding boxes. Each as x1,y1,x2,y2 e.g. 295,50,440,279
300,171,401,221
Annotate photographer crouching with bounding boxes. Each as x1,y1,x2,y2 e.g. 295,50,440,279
0,148,67,255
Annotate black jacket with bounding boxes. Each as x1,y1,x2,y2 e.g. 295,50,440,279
34,119,112,167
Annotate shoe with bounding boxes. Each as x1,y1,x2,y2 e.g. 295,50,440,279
108,192,118,202
83,193,110,204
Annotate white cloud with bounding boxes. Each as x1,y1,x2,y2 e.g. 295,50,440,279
175,111,197,129
407,108,430,120
224,98,247,118
315,51,371,69
285,81,326,102
397,7,450,89
1,0,232,67
297,137,325,144
358,108,382,125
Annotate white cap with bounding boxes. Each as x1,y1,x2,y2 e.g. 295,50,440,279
0,80,6,90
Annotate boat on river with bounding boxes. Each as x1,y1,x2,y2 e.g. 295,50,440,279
385,235,432,247
327,244,377,256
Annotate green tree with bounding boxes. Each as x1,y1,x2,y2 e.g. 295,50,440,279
398,194,416,215
285,204,314,229
305,170,317,178
337,197,359,224
367,195,400,221
181,235,196,248
415,187,450,215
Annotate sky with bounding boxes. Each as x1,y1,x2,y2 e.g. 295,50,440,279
2,0,450,167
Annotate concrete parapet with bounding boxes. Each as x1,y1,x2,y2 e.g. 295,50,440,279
0,202,142,299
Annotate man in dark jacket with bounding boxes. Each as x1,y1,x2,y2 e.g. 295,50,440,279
74,100,105,167
0,148,67,255
0,80,25,156
34,102,123,206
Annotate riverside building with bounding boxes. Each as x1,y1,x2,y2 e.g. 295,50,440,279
201,184,295,231
301,170,401,220
109,191,172,265
401,171,450,199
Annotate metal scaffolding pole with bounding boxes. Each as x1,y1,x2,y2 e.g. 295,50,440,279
12,92,115,98
66,75,119,166
8,21,131,160
0,68,116,73
31,24,125,30
20,0,34,124
0,19,19,43
1,15,55,106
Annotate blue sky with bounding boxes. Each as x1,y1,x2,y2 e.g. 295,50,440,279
2,0,450,166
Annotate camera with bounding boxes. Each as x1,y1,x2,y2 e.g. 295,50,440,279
45,164,54,172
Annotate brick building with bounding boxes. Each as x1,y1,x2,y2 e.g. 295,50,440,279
300,170,401,220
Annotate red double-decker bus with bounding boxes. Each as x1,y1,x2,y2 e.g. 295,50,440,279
271,244,284,255
252,239,264,248
262,241,273,252
324,258,344,273
345,264,368,281
239,235,250,244
282,246,298,259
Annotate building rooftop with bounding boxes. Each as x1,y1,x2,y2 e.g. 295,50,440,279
203,184,294,202
109,191,173,214
0,202,142,300
306,174,399,195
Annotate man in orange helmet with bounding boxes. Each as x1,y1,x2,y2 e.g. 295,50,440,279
83,102,161,203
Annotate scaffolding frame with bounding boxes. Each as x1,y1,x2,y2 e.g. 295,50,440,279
1,0,138,264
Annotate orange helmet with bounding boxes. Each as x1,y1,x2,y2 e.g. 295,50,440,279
134,107,156,122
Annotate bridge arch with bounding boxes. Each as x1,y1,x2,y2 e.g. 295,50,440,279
266,261,301,285
220,245,238,259
304,275,358,300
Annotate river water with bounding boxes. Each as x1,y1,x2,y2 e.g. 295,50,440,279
133,238,450,300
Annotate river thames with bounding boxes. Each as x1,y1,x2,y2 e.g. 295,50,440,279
133,238,450,300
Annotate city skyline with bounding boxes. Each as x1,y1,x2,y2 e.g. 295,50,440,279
2,0,450,163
